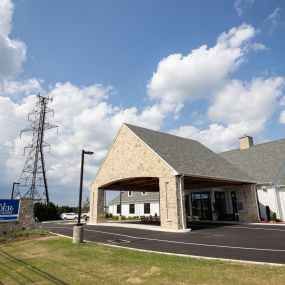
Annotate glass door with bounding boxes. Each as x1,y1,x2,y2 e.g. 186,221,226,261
214,191,227,220
191,192,212,220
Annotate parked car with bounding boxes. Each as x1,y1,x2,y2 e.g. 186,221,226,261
61,212,78,220
81,212,90,220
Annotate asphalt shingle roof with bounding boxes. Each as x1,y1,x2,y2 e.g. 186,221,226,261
109,191,159,205
125,124,254,183
220,139,285,184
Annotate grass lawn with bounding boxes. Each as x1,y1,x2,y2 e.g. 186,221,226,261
0,236,285,285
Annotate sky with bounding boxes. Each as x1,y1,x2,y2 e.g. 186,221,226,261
0,0,285,206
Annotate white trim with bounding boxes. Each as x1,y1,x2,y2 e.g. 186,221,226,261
183,173,255,184
90,124,125,188
178,175,186,230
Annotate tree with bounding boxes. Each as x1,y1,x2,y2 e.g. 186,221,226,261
82,197,90,212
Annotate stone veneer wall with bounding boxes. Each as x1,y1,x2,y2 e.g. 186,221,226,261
0,198,35,236
234,184,259,222
90,125,186,230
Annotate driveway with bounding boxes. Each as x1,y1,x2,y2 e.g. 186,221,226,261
41,222,285,264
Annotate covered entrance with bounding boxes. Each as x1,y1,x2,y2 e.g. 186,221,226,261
90,123,260,231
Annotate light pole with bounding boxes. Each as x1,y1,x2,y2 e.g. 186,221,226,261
73,150,94,243
11,182,20,199
119,191,122,220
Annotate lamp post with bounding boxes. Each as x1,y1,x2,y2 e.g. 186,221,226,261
119,191,122,220
11,182,20,199
73,150,94,243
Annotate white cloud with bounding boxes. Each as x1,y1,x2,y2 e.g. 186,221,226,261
279,111,285,124
0,78,43,97
264,7,283,33
0,0,26,81
250,42,267,51
171,77,285,151
0,81,167,203
0,0,13,36
208,77,284,124
234,0,254,16
147,24,256,113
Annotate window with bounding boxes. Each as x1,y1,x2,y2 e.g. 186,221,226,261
129,204,135,214
116,204,121,214
128,191,133,197
141,192,147,195
144,203,150,214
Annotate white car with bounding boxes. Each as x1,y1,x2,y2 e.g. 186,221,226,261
81,212,90,220
61,212,78,220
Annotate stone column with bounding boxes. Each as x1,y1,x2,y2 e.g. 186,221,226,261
159,176,186,230
89,186,105,223
235,184,259,222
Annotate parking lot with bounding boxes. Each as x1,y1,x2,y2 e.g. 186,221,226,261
41,221,285,265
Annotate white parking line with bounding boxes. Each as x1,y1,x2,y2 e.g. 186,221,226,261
47,226,285,252
192,225,285,232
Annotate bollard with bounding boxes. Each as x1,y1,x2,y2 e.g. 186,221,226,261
73,225,84,243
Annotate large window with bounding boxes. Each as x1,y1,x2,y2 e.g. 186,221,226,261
129,204,135,214
116,204,121,214
191,192,212,220
144,203,150,214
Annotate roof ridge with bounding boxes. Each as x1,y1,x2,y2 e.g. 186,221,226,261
220,137,285,154
124,123,198,144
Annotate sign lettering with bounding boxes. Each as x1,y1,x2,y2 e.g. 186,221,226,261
0,200,20,221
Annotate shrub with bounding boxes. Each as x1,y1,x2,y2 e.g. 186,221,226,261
271,213,278,222
34,202,59,221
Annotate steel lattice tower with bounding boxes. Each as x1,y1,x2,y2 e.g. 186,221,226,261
12,94,58,202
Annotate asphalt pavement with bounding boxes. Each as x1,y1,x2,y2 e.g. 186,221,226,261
40,221,285,265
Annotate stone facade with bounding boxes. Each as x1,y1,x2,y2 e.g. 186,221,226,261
90,125,186,230
90,125,259,230
0,198,35,236
234,184,259,222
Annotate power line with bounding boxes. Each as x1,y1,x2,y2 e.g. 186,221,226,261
49,152,79,169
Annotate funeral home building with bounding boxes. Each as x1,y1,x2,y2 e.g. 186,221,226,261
89,123,266,230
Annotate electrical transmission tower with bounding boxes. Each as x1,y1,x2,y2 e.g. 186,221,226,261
12,94,58,203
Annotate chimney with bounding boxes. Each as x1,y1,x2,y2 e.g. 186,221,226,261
239,135,253,150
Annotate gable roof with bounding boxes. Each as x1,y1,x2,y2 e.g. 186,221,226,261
220,139,285,184
109,191,159,205
124,124,255,183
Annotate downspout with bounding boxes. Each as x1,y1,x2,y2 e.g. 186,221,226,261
179,174,186,230
253,185,261,222
273,184,282,220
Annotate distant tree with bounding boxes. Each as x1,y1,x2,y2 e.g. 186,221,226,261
59,205,73,214
34,202,59,221
82,197,90,212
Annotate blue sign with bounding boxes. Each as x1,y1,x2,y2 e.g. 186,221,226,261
0,200,20,221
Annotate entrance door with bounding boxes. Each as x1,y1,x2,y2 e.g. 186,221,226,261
214,191,227,220
231,191,239,221
191,192,212,220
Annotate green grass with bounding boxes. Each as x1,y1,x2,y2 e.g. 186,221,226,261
0,236,285,285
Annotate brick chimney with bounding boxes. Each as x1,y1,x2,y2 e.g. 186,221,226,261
239,135,253,150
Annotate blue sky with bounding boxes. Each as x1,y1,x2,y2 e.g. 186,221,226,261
0,0,285,205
